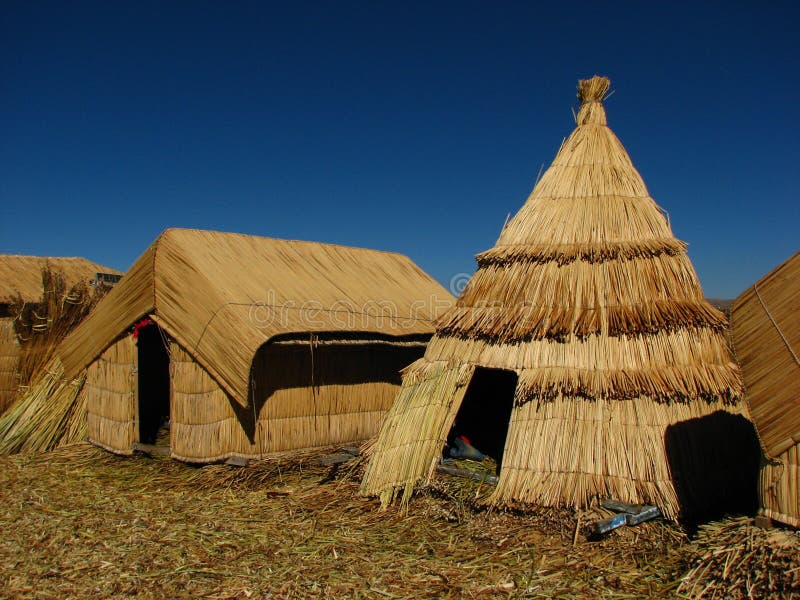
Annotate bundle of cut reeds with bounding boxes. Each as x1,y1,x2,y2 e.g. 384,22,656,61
678,517,800,599
0,357,87,454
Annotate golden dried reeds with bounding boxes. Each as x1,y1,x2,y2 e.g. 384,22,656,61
0,357,86,454
10,266,111,388
362,76,749,521
171,338,426,463
0,318,19,413
678,517,800,598
759,444,800,528
730,252,800,528
60,229,452,407
731,252,799,457
84,335,137,454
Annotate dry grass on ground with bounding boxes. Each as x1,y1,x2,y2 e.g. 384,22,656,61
0,444,794,599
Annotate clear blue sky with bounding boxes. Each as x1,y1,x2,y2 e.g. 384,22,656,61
1,1,797,298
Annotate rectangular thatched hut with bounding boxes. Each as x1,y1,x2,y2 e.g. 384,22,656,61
58,228,453,462
731,251,800,527
0,255,118,412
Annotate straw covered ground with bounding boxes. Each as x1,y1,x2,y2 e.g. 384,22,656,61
1,444,797,599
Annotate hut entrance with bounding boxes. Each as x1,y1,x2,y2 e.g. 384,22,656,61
448,368,517,472
136,322,170,445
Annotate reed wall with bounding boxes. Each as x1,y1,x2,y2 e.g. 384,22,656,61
252,342,424,455
0,317,19,413
170,342,253,462
760,444,800,528
490,395,753,520
85,335,137,454
169,339,424,462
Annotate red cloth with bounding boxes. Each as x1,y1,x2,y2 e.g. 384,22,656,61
132,317,154,339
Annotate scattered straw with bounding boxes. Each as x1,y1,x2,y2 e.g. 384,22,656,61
1,443,695,598
678,517,800,599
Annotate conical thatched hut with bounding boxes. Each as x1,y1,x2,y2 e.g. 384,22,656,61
731,251,800,527
0,255,119,412
362,76,758,521
57,228,452,462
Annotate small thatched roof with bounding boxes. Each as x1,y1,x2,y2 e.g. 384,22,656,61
731,251,800,458
59,228,453,407
0,255,119,304
362,76,751,520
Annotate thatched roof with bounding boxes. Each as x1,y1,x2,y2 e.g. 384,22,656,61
362,76,750,520
0,255,119,304
59,228,453,407
731,251,800,458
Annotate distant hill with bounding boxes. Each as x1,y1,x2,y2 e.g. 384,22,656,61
706,298,734,312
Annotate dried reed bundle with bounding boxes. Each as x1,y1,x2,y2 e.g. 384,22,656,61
678,517,800,599
362,76,750,520
0,357,87,454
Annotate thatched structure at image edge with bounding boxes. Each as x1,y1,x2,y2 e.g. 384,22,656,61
362,76,755,521
731,251,800,528
0,255,118,414
55,229,453,462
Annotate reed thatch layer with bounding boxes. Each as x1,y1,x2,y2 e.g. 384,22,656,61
425,330,740,401
363,363,752,520
59,229,452,407
438,253,726,341
490,396,751,520
760,444,800,528
731,251,800,458
0,357,86,454
362,76,747,518
476,238,687,267
85,335,137,455
0,318,20,413
0,254,118,304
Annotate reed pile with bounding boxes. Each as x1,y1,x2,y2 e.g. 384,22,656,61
678,517,800,599
1,442,692,598
0,357,86,454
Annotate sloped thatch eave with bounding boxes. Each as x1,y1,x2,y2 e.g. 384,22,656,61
731,251,800,458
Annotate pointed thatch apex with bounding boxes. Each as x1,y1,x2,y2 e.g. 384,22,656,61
576,75,610,125
577,75,611,103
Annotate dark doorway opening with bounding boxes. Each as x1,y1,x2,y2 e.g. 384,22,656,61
665,411,761,529
137,323,170,445
449,367,518,472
